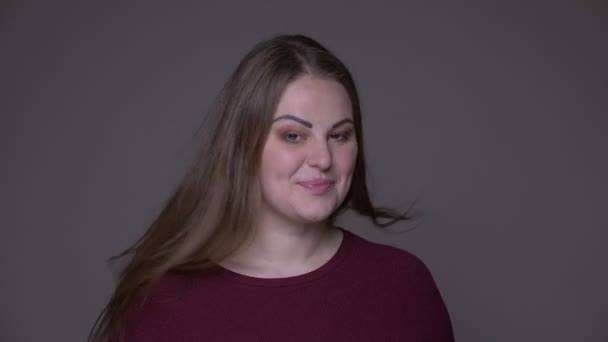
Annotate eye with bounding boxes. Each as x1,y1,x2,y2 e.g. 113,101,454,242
329,131,353,142
283,132,303,143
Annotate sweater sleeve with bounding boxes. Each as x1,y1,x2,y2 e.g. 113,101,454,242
109,299,180,342
396,250,455,342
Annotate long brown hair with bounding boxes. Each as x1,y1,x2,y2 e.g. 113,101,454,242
89,34,413,341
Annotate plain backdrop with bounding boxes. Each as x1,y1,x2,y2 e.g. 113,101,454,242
1,1,607,341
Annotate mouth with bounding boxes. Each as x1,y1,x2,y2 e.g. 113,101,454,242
297,180,335,195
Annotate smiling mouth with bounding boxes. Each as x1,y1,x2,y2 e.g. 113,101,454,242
298,181,335,195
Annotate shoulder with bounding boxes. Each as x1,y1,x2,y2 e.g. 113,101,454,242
124,271,198,317
115,270,210,341
344,228,430,271
344,229,454,339
139,266,222,306
343,229,441,290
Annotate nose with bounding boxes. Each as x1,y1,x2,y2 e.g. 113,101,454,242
307,138,332,170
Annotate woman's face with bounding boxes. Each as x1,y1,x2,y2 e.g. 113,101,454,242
258,74,358,226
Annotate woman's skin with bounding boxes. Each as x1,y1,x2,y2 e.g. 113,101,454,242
218,74,358,278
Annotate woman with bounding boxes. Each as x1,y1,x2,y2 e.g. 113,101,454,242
90,34,453,341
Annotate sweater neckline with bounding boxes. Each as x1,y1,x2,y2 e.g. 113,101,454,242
213,227,352,287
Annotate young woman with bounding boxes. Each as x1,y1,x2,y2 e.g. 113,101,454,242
90,34,453,341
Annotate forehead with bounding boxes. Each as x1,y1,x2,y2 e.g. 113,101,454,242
273,74,353,122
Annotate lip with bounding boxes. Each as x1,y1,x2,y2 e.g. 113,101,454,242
297,179,335,195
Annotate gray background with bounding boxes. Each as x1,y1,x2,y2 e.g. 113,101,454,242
1,1,607,341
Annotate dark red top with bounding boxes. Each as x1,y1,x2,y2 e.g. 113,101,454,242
114,228,453,341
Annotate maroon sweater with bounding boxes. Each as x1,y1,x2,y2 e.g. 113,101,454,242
115,228,453,341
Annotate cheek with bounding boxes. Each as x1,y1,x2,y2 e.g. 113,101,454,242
261,144,305,178
336,145,358,174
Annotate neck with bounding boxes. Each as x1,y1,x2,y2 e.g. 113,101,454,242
219,214,339,277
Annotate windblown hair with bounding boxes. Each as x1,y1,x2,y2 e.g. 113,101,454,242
89,34,413,341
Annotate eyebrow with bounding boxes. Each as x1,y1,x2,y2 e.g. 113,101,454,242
272,114,354,129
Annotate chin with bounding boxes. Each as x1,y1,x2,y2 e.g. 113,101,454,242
299,215,330,224
294,207,336,224
303,199,344,222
